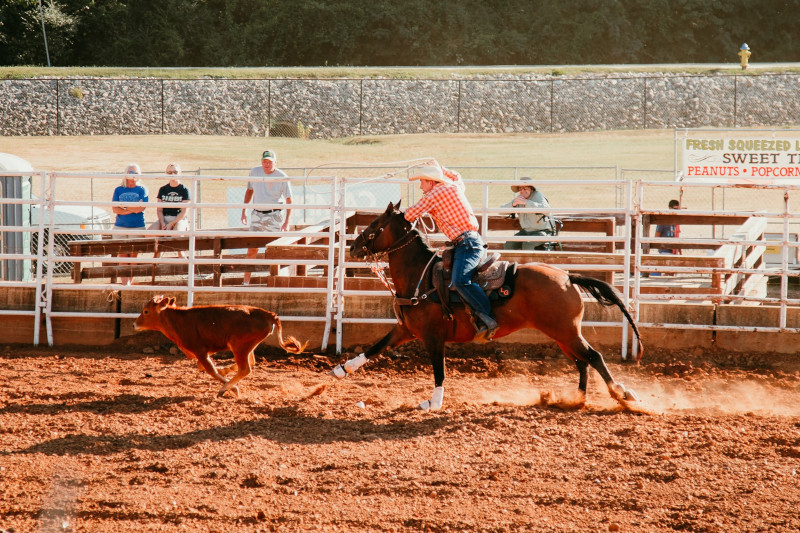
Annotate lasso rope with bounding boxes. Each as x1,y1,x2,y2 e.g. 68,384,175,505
302,157,439,185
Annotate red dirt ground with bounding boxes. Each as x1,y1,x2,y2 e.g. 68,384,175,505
1,337,799,533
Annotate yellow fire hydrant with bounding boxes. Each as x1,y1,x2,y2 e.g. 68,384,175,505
738,43,751,70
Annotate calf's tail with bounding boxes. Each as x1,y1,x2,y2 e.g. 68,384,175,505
569,274,643,363
270,315,308,354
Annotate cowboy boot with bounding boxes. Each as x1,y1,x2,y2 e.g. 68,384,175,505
473,312,498,343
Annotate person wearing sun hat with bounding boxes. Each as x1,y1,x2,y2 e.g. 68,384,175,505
240,149,293,285
404,159,498,341
501,176,555,250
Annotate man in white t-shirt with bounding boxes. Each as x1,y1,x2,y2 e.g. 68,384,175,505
240,150,293,285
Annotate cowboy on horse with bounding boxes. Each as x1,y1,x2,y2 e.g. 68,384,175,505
404,160,499,341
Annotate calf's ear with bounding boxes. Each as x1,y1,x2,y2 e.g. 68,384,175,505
167,296,177,307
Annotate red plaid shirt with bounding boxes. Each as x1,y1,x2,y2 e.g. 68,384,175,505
442,167,464,191
404,182,478,241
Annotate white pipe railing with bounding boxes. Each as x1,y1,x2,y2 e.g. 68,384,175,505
1,171,799,354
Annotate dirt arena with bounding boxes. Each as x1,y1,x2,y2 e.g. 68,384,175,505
1,338,799,533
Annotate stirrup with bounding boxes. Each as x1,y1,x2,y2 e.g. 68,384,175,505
474,324,498,343
473,313,498,342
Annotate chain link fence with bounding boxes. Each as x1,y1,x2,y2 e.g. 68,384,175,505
4,73,800,137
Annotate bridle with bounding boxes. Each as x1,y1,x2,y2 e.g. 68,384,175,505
356,214,420,263
356,214,437,304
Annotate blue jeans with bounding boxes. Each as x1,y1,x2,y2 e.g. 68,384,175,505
451,231,494,320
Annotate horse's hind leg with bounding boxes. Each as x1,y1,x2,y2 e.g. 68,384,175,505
559,337,638,403
575,359,589,394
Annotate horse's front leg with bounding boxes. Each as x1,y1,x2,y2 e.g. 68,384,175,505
331,324,413,379
418,336,446,411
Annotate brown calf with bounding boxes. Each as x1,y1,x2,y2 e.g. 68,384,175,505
133,296,308,397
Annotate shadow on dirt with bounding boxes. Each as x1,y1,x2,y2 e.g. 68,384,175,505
0,393,194,416
7,406,459,457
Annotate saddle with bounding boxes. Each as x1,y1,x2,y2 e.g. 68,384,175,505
431,248,517,320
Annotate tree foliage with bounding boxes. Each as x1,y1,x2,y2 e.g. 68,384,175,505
2,0,799,67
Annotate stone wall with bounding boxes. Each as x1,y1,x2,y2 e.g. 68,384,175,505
3,73,800,138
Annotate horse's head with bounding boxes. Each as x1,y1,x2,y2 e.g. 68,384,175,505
350,201,412,259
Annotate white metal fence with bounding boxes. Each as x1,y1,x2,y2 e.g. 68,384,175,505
1,169,799,353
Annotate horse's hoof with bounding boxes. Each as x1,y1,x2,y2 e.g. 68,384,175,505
608,382,626,401
429,386,444,410
419,387,444,411
623,388,639,402
330,365,347,379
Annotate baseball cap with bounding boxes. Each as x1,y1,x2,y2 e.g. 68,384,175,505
262,150,277,161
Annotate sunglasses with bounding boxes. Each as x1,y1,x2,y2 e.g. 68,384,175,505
166,170,178,175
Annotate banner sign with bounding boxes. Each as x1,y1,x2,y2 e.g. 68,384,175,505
681,132,800,183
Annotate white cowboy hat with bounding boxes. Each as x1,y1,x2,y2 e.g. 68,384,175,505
409,161,448,184
510,176,536,193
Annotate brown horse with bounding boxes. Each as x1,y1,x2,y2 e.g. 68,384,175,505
333,202,642,410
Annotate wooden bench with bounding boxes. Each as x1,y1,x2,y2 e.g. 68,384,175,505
481,215,616,253
69,243,337,285
68,222,335,285
345,212,617,253
641,212,751,252
497,250,727,289
67,211,765,298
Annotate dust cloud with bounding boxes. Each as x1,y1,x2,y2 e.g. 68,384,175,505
635,378,800,416
469,372,800,416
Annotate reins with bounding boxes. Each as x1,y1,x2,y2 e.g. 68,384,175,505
360,216,438,306
393,252,438,306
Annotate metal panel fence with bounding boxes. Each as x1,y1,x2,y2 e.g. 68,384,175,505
4,73,800,137
2,169,800,356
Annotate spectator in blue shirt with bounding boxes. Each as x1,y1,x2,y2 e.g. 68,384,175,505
112,163,149,284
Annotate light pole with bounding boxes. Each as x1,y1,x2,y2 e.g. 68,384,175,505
38,0,51,67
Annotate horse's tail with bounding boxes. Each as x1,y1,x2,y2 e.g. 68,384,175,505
569,274,643,363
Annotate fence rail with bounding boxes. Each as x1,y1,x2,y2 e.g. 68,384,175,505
1,170,799,355
3,73,800,137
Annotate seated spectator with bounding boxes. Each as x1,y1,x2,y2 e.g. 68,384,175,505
148,163,190,259
502,177,556,250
